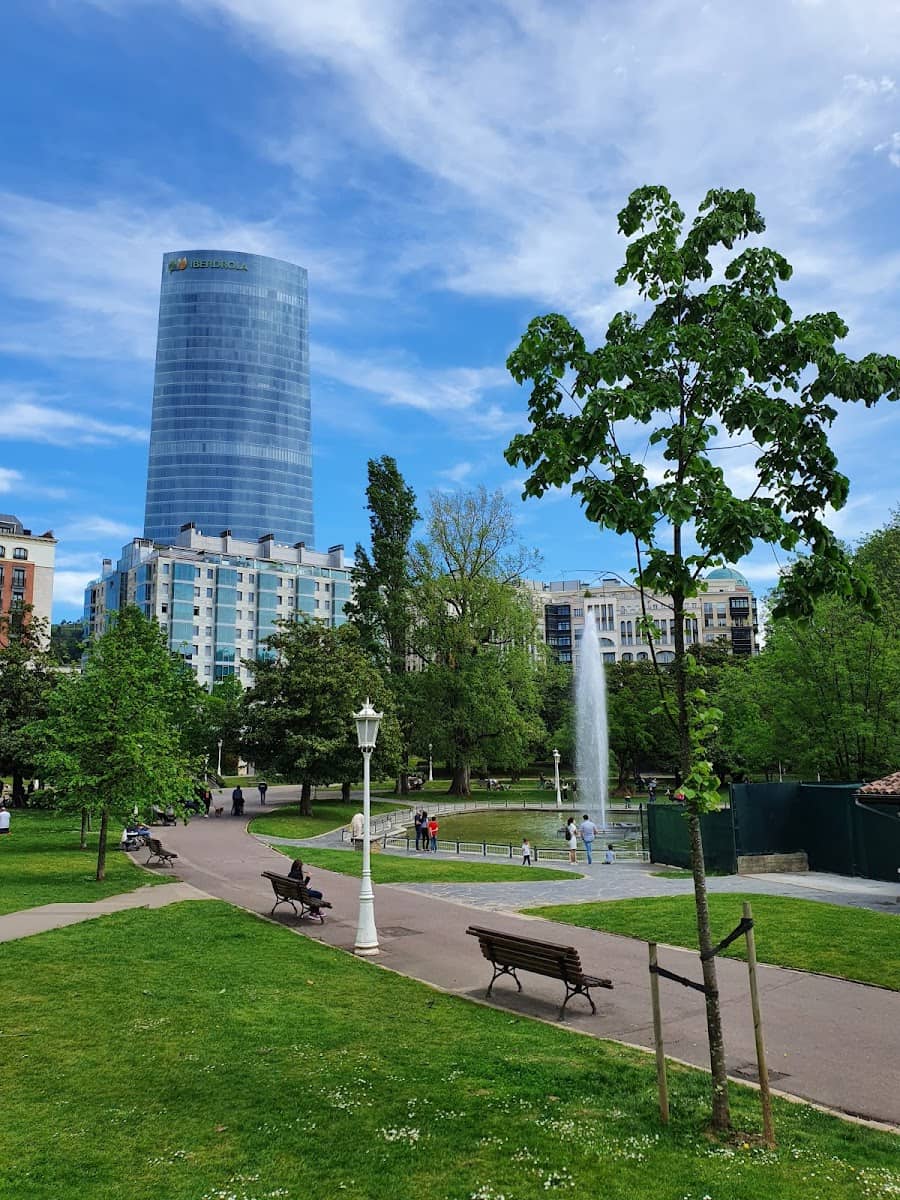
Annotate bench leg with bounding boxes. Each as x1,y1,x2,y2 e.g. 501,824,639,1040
270,896,299,918
559,983,597,1021
487,964,522,997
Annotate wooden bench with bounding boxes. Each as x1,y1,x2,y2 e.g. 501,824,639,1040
261,871,332,924
146,837,178,868
467,925,613,1020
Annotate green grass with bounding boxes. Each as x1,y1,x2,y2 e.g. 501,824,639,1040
274,845,579,883
1,902,897,1200
650,869,694,879
248,800,401,840
526,893,900,991
0,810,171,916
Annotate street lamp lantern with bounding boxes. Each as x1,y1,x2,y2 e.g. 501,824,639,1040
552,748,562,810
428,741,433,783
217,738,223,777
352,698,383,955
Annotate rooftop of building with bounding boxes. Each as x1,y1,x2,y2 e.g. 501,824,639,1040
0,514,55,540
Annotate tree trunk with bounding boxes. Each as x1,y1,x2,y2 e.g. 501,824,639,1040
95,808,109,881
448,764,471,796
80,806,89,850
299,781,313,817
672,578,730,1131
11,767,26,808
688,808,731,1130
341,780,351,802
396,771,409,796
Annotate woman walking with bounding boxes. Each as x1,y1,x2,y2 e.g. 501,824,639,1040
566,816,578,864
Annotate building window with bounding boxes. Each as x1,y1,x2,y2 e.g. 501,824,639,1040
160,603,168,614
204,646,212,657
236,591,243,601
237,572,244,582
0,546,5,557
204,665,212,676
249,573,255,583
235,630,241,639
205,626,212,637
206,587,213,597
12,568,26,588
193,626,199,637
193,606,200,617
205,606,213,617
13,547,28,560
207,568,214,579
248,592,255,602
162,563,169,574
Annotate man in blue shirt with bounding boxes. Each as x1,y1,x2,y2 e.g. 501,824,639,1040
579,814,598,864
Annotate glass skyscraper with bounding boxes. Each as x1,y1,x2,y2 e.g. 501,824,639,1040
143,250,314,546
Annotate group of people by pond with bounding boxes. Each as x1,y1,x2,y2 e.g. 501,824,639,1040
413,809,439,851
561,814,615,866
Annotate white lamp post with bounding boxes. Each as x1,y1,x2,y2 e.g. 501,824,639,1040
428,742,433,783
553,748,562,809
353,697,383,956
217,738,223,777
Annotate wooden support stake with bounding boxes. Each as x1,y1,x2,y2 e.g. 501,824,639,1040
742,901,775,1147
648,941,669,1124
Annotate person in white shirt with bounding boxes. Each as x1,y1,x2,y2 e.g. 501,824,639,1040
0,804,10,835
565,817,578,863
604,844,616,865
521,838,532,866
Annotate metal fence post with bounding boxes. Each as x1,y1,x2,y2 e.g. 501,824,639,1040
742,901,775,1146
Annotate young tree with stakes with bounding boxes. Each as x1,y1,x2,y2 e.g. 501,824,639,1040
505,185,900,1129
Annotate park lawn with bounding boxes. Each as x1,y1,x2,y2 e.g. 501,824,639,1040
274,844,578,882
526,893,900,991
0,810,172,916
2,902,898,1200
249,800,400,840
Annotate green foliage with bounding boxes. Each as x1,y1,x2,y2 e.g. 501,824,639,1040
202,672,244,770
32,607,200,878
346,455,419,676
408,487,545,790
241,619,402,794
0,609,56,805
606,660,678,785
49,619,84,665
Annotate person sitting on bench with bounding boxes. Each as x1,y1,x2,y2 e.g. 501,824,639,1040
288,859,323,915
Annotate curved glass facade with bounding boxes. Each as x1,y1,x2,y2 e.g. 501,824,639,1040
143,250,314,546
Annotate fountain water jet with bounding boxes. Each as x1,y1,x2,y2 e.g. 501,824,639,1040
576,612,609,829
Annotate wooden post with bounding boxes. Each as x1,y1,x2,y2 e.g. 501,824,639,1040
742,901,775,1146
648,942,669,1124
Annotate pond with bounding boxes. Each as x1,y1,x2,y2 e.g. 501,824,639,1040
408,808,644,851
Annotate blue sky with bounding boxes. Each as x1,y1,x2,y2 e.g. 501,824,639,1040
2,1,899,618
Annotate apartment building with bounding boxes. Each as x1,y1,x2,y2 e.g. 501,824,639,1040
84,524,351,686
529,566,759,667
0,514,56,647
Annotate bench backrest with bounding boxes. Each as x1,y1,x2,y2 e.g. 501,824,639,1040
148,837,163,854
261,871,321,904
467,925,585,984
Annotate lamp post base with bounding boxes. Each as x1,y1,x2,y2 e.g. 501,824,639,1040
354,944,380,956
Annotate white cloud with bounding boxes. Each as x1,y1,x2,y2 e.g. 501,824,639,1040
0,467,24,493
1,398,147,446
57,515,137,541
313,344,516,436
53,570,98,608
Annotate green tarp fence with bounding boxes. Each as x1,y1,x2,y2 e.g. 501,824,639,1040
647,804,736,873
648,782,900,881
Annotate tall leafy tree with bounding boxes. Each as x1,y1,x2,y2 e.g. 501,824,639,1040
33,607,199,880
505,185,900,1129
49,619,85,666
0,610,56,806
203,673,245,777
409,487,543,795
607,660,678,788
241,619,401,815
346,456,419,791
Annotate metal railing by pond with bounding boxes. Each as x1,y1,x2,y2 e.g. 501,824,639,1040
362,797,647,835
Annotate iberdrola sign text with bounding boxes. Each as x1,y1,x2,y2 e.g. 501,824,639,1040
168,257,249,273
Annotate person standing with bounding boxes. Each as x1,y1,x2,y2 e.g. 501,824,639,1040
203,788,213,817
521,837,532,866
427,815,439,852
258,779,268,805
0,803,10,836
413,808,424,851
566,816,578,864
579,813,598,864
420,809,429,851
231,785,244,816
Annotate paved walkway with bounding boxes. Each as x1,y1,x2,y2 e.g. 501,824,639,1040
154,788,900,1128
0,882,210,943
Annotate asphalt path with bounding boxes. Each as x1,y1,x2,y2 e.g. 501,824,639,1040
155,788,900,1128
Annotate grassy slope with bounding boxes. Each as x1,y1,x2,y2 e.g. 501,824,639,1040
526,893,900,991
249,801,401,840
1,901,897,1200
274,844,578,883
0,811,171,916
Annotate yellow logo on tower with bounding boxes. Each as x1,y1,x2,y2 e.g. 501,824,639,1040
168,256,188,272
